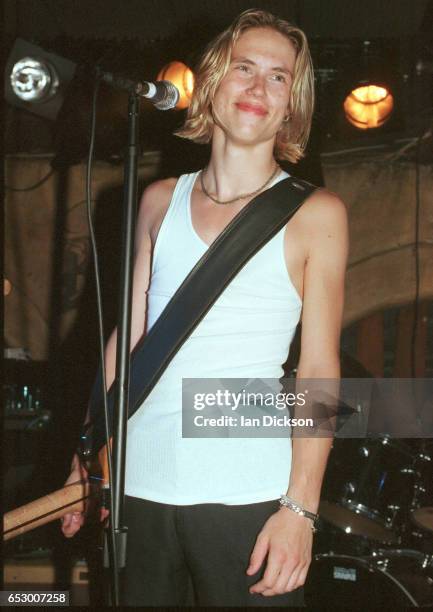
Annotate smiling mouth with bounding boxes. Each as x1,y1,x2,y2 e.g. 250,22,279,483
235,102,268,116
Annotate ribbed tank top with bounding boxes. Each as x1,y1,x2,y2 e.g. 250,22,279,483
125,170,303,504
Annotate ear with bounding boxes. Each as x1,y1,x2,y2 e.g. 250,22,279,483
283,103,292,123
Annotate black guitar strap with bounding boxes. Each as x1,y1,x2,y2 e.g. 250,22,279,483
87,175,317,454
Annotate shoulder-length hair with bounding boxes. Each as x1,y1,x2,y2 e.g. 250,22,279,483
176,9,315,163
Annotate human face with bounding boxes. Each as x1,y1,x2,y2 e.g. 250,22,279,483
212,27,296,149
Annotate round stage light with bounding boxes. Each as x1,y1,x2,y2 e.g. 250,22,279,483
157,61,194,110
344,84,394,130
10,57,59,103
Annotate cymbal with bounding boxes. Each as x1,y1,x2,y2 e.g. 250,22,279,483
412,507,433,533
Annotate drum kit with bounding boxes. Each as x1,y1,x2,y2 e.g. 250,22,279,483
306,437,433,607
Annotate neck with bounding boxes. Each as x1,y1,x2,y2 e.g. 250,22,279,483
203,132,277,201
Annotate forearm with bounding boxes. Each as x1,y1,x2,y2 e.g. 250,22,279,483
72,329,122,470
286,360,340,513
286,438,332,513
79,328,118,431
81,315,145,424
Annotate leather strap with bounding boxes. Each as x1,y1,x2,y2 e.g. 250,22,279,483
87,175,317,454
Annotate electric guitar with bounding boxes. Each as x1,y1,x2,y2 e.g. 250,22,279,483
3,446,109,541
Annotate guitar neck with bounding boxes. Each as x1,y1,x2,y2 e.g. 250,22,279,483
3,480,91,541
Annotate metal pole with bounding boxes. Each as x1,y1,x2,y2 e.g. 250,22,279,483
107,91,140,605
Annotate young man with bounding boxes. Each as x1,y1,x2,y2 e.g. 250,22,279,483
62,9,348,607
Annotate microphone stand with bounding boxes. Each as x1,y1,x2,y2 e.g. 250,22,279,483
103,90,140,606
91,68,177,605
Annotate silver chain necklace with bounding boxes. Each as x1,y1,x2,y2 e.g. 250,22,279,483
200,164,280,205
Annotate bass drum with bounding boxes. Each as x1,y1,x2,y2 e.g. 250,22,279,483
306,552,433,608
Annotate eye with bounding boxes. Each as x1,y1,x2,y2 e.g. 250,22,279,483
236,64,251,73
271,73,286,83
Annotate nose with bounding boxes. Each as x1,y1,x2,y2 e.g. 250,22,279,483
246,73,266,97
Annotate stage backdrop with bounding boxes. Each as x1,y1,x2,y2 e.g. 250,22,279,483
4,154,433,360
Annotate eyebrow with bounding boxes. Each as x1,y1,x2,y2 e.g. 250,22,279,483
231,56,293,77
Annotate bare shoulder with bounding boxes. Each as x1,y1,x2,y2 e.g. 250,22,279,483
302,187,347,226
138,177,178,220
296,187,348,242
136,177,178,247
292,187,348,263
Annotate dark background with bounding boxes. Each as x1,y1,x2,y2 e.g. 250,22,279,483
4,0,433,162
3,1,433,602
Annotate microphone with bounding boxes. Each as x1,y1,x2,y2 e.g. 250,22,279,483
97,69,179,110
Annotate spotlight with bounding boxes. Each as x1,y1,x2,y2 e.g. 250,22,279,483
156,61,194,110
5,38,76,120
344,84,394,130
10,57,59,103
343,41,394,130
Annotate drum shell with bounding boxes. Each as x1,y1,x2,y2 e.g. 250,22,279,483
306,552,433,608
321,438,420,542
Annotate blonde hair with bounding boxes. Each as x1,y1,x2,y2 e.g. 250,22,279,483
176,9,315,163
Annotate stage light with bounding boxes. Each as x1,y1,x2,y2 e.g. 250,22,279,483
5,38,76,120
343,41,395,130
10,57,59,103
344,84,394,130
157,61,194,110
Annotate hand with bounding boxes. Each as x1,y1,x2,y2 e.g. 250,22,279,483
246,506,313,596
60,453,109,538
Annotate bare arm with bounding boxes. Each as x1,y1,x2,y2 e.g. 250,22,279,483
101,199,153,392
80,178,178,428
248,189,349,596
63,178,176,537
287,189,349,512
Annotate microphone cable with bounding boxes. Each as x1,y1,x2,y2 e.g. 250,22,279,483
85,77,119,605
5,168,54,191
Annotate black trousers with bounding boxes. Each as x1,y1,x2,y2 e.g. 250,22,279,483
121,495,305,607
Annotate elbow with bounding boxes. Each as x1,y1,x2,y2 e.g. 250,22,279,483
296,354,341,379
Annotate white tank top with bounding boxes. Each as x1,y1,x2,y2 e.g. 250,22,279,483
125,170,303,504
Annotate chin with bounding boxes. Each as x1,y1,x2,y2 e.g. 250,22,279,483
231,127,275,147
215,116,275,147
